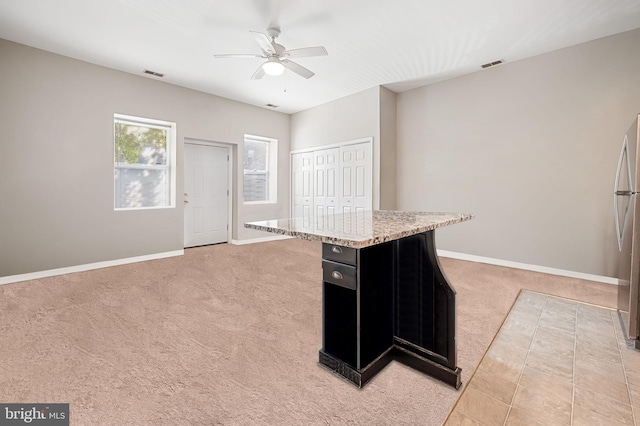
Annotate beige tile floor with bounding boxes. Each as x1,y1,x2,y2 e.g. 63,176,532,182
444,290,640,425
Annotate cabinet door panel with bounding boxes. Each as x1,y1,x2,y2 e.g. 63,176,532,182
323,282,357,367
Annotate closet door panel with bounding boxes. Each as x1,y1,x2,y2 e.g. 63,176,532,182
314,148,340,232
340,142,372,214
292,152,314,228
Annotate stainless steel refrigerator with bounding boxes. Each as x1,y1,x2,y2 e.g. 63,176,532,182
614,113,640,349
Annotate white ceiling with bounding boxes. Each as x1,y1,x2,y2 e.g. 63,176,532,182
1,0,640,114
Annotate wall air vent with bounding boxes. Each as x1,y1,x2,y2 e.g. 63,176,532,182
265,103,279,108
143,69,164,77
481,60,504,69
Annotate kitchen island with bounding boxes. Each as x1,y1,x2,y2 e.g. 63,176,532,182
245,210,474,389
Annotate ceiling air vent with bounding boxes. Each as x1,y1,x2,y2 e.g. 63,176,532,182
143,69,164,77
481,60,504,69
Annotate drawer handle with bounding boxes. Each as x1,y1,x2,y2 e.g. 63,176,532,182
331,271,344,280
331,246,343,254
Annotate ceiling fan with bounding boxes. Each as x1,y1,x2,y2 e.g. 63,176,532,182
214,27,328,79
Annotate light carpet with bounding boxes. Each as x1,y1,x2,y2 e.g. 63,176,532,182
0,239,618,425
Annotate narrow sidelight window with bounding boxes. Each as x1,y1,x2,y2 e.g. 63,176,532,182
243,135,277,203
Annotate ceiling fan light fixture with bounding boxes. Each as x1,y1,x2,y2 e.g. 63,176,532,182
262,58,285,76
215,27,326,80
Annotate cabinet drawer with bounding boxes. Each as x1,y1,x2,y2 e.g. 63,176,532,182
322,244,357,266
322,260,357,290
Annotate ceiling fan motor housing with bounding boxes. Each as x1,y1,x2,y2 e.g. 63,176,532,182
266,27,281,39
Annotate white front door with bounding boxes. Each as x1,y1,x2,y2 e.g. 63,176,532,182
184,143,229,247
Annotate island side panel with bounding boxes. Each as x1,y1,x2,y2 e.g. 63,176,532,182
425,231,457,370
394,231,457,370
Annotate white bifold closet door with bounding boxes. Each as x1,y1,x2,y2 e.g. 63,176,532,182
291,140,372,232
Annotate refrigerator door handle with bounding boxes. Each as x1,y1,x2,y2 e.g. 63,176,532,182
615,135,631,252
615,193,622,251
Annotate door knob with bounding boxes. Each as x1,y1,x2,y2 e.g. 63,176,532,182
184,200,189,204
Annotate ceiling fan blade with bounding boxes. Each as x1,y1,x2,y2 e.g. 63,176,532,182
251,65,265,80
214,53,265,59
283,46,328,58
281,59,315,79
249,31,276,55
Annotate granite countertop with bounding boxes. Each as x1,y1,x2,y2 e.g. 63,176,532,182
244,210,474,248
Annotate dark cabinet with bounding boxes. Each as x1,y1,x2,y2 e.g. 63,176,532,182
322,281,357,367
319,232,460,389
321,242,394,373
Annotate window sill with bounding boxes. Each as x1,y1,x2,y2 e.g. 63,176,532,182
243,201,278,206
115,205,175,211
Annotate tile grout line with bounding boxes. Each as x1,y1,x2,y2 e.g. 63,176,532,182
612,310,638,426
570,301,578,426
501,293,547,426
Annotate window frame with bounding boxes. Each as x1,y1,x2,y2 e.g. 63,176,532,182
243,134,278,205
113,113,177,211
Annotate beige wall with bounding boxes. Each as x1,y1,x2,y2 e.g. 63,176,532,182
0,39,290,278
4,26,638,280
380,87,397,210
290,86,397,210
396,28,640,278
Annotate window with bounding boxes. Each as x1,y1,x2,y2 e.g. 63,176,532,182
243,135,277,203
114,114,176,210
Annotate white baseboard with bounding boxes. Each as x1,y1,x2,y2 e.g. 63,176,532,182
437,250,619,286
2,246,616,287
0,250,184,286
231,235,294,245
